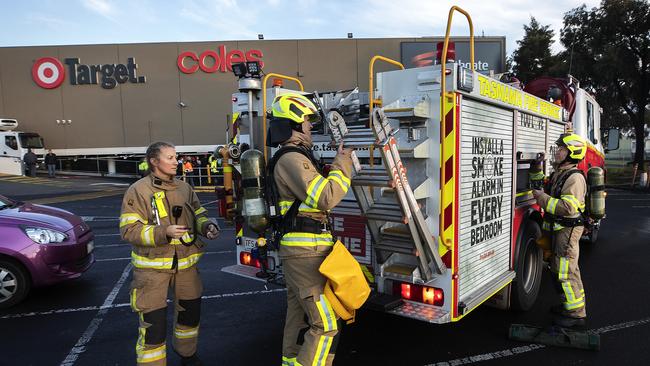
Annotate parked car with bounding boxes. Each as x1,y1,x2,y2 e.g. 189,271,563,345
0,194,94,309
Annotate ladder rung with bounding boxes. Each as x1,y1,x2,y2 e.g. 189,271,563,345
343,141,378,149
352,175,393,187
378,236,414,249
375,244,414,255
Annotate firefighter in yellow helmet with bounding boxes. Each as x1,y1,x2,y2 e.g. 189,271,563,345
266,93,352,366
120,142,220,366
532,133,588,328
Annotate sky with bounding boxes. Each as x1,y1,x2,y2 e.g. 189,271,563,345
0,0,603,55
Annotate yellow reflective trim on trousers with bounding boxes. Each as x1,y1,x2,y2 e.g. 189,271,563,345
312,335,333,366
564,296,585,310
137,344,167,363
280,232,334,247
194,207,208,215
558,257,569,281
120,213,145,227
131,288,139,312
319,294,337,331
546,197,559,214
140,225,156,246
237,228,243,237
305,176,326,208
174,326,199,339
562,281,578,302
178,253,203,270
131,252,174,269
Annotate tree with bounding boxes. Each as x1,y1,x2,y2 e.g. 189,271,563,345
559,0,650,167
512,17,557,83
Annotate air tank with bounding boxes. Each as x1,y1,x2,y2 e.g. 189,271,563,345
587,167,605,220
240,149,269,233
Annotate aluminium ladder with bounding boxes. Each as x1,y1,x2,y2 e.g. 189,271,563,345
325,108,447,283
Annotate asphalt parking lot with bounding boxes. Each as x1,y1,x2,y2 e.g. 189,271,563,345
1,175,650,366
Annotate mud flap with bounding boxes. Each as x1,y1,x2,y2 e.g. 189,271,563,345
509,324,600,351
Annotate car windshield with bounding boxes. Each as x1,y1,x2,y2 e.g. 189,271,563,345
0,196,13,210
18,133,44,149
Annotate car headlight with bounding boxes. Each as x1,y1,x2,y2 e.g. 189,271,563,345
24,227,68,244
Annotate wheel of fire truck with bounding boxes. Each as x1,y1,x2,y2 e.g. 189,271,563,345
511,221,543,311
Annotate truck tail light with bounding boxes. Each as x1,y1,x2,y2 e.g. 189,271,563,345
394,282,444,306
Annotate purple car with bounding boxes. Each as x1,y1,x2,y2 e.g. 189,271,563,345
0,194,95,309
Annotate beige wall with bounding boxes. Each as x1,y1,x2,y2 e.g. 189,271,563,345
0,37,504,150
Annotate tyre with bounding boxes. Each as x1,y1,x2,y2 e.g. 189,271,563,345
0,258,31,309
511,221,543,311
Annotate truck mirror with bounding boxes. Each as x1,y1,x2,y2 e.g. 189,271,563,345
605,128,620,152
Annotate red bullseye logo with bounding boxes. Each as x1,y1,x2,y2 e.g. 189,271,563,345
32,57,65,89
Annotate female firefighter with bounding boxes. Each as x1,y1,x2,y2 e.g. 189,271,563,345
266,93,353,366
531,133,588,328
120,141,220,366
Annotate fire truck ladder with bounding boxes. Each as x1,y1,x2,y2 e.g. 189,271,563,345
325,107,447,283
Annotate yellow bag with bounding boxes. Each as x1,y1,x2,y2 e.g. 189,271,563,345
319,241,371,323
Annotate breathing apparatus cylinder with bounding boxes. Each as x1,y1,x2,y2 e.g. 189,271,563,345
587,167,606,220
240,149,269,234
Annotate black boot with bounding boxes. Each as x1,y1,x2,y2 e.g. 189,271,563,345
180,354,202,366
549,304,564,315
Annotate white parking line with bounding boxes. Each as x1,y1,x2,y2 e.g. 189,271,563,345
95,250,233,262
0,288,286,320
93,233,121,237
424,317,650,365
60,263,133,366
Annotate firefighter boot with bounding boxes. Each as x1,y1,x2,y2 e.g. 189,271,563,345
553,313,586,328
179,354,202,366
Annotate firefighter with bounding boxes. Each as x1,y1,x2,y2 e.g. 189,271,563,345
267,93,353,366
531,133,588,328
120,141,220,366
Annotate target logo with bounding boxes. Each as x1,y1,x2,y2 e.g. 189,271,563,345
32,57,65,89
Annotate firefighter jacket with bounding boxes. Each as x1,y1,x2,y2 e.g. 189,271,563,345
273,131,353,259
535,163,586,232
120,174,215,271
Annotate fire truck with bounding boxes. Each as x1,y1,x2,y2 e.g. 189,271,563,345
218,7,619,323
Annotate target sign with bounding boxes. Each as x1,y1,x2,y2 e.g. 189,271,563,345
32,57,65,89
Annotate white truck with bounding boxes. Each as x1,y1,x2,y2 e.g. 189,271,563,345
0,119,45,176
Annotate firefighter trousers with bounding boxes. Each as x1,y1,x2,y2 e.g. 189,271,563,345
130,266,203,365
282,256,341,366
550,226,587,318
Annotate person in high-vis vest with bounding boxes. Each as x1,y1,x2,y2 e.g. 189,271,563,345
267,93,352,366
120,141,220,366
138,160,149,178
532,133,588,328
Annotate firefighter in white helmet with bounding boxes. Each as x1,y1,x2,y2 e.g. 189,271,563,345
266,93,352,366
120,141,220,366
532,133,588,328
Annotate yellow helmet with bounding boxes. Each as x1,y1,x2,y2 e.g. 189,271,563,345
556,133,587,161
271,93,320,124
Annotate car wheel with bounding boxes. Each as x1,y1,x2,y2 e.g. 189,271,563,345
511,221,543,311
0,258,31,309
